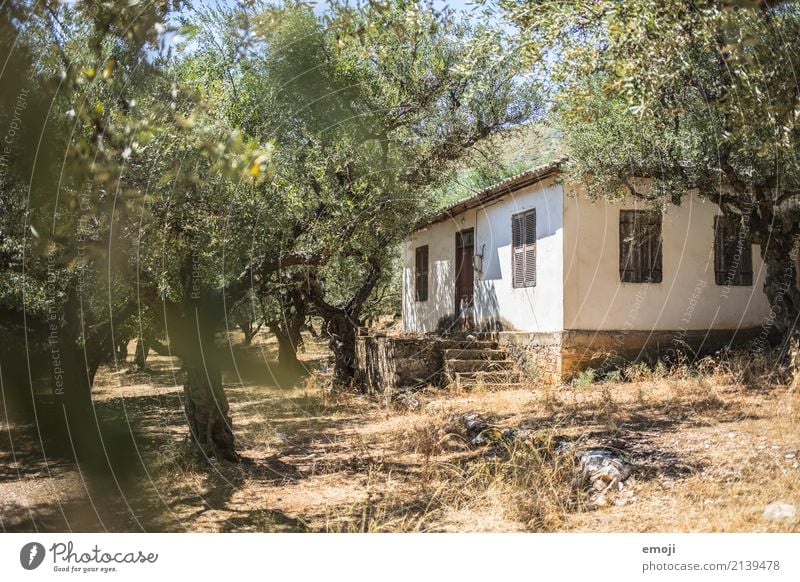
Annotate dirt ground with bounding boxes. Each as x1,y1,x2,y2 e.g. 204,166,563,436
1,335,798,532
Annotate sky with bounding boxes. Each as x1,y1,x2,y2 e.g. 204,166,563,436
168,0,500,56
189,0,484,17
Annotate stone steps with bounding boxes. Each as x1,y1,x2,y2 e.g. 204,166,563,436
446,370,525,386
437,336,529,389
445,358,516,374
438,339,499,350
443,348,508,361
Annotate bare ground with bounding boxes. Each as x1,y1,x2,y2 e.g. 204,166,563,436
1,336,798,532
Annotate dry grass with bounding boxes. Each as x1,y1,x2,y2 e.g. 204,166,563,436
1,341,798,532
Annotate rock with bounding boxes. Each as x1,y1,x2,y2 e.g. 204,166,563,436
460,413,493,445
577,448,633,495
763,501,797,521
425,400,442,412
462,412,488,434
459,414,544,448
394,390,420,410
592,493,607,507
501,427,534,443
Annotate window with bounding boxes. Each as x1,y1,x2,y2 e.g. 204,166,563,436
415,245,429,301
512,209,536,288
714,216,753,286
619,209,663,283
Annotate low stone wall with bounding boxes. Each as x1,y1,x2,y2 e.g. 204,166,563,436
357,327,765,393
561,327,765,378
355,334,395,399
356,335,444,397
494,331,563,385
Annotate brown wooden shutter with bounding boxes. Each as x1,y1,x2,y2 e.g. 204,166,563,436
512,214,524,287
523,209,536,286
415,245,428,301
620,209,662,283
714,216,753,286
714,216,726,286
619,210,637,282
512,209,536,288
738,231,753,286
645,211,663,283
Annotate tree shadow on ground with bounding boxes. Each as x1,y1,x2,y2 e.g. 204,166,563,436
467,389,768,483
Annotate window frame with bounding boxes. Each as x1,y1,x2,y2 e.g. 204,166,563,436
414,245,429,302
619,209,663,284
511,208,537,289
714,215,753,287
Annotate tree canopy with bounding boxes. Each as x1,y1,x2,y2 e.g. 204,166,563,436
498,0,800,345
1,0,541,464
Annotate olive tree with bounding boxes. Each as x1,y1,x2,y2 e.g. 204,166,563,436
500,0,800,349
234,1,540,384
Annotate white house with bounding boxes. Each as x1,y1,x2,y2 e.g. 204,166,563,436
401,158,772,379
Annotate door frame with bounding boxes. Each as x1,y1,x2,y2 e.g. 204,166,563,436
454,228,475,330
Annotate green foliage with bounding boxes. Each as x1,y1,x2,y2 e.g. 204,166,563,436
1,0,541,397
498,0,800,340
572,368,596,389
429,122,563,207
501,0,800,216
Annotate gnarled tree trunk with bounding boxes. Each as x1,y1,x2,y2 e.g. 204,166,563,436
239,319,261,346
265,285,308,373
323,311,359,386
132,337,148,371
175,302,238,462
183,357,237,462
307,257,382,388
271,324,303,372
759,231,800,350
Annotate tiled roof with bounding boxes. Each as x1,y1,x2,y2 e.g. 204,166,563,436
414,156,568,230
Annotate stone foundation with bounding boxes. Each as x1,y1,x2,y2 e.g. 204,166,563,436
561,327,765,378
490,331,563,385
356,334,443,398
356,327,766,395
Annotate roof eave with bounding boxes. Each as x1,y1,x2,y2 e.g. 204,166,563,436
412,157,567,232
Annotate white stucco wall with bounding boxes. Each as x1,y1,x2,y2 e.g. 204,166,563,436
403,177,564,333
402,208,475,333
562,190,772,331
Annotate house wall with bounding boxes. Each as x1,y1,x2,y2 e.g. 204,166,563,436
562,190,772,331
402,208,477,333
403,177,565,333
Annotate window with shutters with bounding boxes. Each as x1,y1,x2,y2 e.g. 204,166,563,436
512,209,536,288
714,216,753,286
619,210,663,283
415,245,429,301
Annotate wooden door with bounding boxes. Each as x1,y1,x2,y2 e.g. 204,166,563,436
454,229,474,330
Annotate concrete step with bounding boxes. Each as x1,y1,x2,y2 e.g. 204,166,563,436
446,332,500,341
439,339,499,350
463,382,529,391
447,370,525,385
445,359,515,374
443,348,508,361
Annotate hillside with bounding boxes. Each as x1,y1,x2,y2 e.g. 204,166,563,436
430,121,565,209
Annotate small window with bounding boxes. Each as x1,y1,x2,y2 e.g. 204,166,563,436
714,216,753,286
512,209,536,288
619,209,663,283
415,245,429,301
